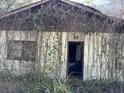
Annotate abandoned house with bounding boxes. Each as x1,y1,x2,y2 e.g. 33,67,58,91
0,0,124,81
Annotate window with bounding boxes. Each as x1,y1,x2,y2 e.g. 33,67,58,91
7,40,37,61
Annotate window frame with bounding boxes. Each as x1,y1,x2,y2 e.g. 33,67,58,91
7,40,37,61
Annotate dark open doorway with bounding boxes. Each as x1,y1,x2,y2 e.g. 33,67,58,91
67,42,84,78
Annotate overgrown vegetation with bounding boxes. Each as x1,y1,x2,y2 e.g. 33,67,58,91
0,0,124,93
0,0,34,16
1,70,124,93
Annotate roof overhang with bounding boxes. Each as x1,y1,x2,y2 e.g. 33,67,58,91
0,0,123,33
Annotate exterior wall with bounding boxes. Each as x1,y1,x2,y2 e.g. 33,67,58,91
0,31,124,81
84,33,109,80
0,31,7,72
39,32,124,81
37,32,85,78
84,33,124,81
38,32,63,77
0,31,37,75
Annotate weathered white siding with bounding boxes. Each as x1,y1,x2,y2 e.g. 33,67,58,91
0,31,37,75
0,31,7,72
0,31,124,81
84,33,124,81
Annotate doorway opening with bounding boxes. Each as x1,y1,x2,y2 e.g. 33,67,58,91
67,42,84,78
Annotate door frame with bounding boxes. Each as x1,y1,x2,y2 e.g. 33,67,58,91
66,41,84,79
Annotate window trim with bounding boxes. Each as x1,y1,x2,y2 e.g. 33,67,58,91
7,40,37,61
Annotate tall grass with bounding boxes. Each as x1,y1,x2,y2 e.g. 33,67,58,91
27,72,72,93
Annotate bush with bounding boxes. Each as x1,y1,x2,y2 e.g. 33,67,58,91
28,72,72,93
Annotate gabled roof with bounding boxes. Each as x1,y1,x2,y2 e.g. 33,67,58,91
0,0,103,19
0,0,123,32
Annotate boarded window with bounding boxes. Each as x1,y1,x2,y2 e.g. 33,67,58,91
7,40,36,61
